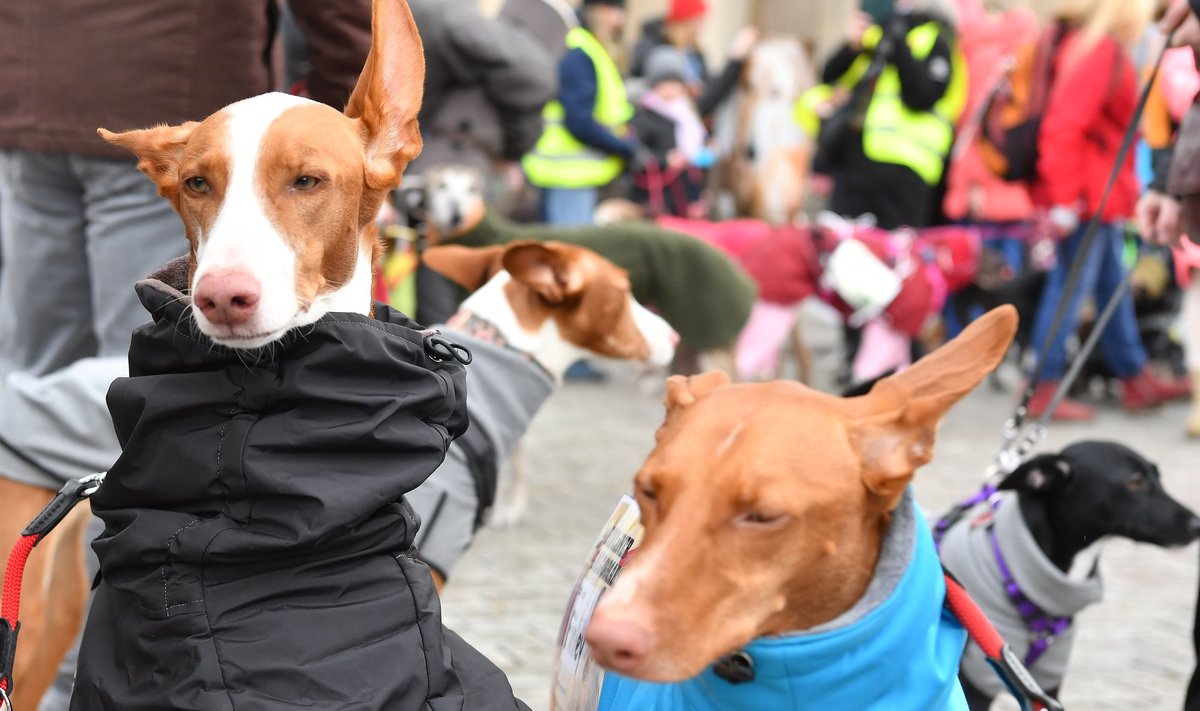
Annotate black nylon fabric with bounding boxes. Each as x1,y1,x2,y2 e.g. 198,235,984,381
70,258,528,711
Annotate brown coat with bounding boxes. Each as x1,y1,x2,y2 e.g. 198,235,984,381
0,0,370,159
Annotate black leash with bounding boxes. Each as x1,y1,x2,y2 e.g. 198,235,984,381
984,36,1170,479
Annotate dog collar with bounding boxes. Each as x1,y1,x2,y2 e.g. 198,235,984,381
987,522,1072,667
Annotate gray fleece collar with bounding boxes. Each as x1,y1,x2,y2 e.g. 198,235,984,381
805,488,917,635
993,495,1104,617
138,255,190,302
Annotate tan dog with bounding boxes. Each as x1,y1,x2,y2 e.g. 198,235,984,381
0,486,90,708
586,306,1017,692
2,0,425,704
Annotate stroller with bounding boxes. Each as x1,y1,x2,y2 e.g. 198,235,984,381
630,153,708,219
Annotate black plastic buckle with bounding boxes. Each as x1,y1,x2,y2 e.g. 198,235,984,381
987,644,1063,711
20,474,103,539
422,332,473,365
712,650,755,684
0,618,19,699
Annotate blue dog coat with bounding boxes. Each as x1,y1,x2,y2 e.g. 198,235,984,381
596,491,968,710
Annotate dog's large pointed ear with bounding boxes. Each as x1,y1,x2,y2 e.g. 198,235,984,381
501,241,588,304
344,0,425,190
998,454,1074,494
422,244,506,291
97,123,199,198
657,370,731,439
849,306,1018,510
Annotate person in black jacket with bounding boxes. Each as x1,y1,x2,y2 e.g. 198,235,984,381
818,1,960,230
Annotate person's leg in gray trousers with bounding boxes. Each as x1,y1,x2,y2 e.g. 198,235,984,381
0,150,185,708
0,150,184,486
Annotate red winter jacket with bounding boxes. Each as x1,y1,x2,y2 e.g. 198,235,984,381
1032,29,1138,221
943,0,1038,223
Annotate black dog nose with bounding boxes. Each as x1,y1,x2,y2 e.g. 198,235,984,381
1188,517,1200,539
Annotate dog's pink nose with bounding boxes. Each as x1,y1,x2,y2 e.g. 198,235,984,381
194,270,261,326
586,617,653,673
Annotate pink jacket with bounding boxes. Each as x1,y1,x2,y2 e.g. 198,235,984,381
943,0,1038,223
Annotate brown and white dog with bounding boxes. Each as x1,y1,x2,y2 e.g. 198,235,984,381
0,0,425,705
409,241,676,583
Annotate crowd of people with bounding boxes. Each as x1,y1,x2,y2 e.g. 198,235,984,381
522,0,756,226
801,0,1200,431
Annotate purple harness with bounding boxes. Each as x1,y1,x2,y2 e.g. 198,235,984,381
935,486,1074,668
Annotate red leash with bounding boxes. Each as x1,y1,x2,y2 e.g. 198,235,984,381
0,474,103,705
944,572,1064,711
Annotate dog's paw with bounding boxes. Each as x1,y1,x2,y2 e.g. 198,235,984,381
635,365,669,397
488,503,527,528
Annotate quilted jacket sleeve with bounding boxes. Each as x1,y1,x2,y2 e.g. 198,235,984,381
443,13,557,159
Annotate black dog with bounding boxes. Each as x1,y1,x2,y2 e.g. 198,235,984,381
940,441,1200,710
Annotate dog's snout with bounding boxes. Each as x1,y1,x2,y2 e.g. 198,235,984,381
1187,516,1200,540
587,616,653,674
194,270,262,327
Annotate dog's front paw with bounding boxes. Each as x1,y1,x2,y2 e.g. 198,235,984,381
488,502,527,528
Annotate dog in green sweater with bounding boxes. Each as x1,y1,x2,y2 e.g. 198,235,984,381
422,166,757,370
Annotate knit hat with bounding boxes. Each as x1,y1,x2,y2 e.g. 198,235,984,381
667,0,707,22
644,46,693,87
582,0,626,8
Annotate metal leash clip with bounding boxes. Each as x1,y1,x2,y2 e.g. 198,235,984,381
989,645,1064,711
20,473,105,539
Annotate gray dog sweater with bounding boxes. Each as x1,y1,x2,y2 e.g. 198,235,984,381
407,322,554,577
939,495,1105,697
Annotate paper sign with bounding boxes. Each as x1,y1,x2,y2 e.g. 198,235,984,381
550,495,643,711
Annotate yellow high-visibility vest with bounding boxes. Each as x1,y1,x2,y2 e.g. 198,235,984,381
522,27,634,189
795,21,967,185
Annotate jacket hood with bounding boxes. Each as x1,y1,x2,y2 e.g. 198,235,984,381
597,491,969,710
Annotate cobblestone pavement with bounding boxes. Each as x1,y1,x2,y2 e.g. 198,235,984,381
440,309,1200,711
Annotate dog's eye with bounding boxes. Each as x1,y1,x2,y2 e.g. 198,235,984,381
293,175,320,191
185,177,210,194
736,511,787,527
1127,472,1148,492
